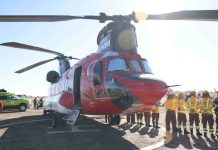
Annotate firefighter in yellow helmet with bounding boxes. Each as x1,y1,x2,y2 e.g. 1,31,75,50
201,90,215,138
177,92,190,134
186,91,202,136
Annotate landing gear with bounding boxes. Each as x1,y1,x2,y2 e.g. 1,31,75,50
51,113,65,128
108,115,121,126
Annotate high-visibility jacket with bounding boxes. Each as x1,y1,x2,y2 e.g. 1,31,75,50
186,96,201,113
201,98,213,114
177,99,187,114
152,106,160,113
164,98,177,110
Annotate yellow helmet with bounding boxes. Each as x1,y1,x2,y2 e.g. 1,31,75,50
202,90,210,98
190,91,196,97
178,92,184,99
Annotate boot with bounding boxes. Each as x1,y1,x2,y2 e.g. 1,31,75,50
156,124,161,128
196,129,202,136
184,129,190,134
211,133,215,139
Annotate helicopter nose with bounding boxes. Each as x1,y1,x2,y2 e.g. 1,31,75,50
116,73,168,106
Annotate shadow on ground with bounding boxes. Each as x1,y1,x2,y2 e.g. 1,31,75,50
0,115,138,150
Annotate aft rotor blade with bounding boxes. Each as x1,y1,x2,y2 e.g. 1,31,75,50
15,57,57,73
1,42,63,56
147,10,218,21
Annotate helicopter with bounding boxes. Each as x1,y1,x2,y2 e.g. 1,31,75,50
0,10,217,127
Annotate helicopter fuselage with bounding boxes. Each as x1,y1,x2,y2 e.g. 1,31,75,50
43,50,168,115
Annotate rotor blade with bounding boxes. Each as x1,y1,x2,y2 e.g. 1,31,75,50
15,57,57,73
147,10,218,21
1,42,63,56
0,15,105,22
0,15,86,22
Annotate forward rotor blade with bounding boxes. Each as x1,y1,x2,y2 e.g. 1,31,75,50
147,10,218,21
0,15,104,22
1,42,63,56
15,57,57,73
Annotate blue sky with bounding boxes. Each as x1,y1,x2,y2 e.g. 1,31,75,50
0,0,218,96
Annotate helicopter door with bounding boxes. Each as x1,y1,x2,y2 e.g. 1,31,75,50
92,61,108,99
73,66,82,106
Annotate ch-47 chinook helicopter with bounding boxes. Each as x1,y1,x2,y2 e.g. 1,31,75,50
0,10,217,127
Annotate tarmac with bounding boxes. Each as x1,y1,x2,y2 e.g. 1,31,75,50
0,108,218,150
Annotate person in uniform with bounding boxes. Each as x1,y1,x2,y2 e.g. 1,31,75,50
201,90,215,138
186,91,202,136
136,112,144,125
164,88,178,144
164,88,178,132
152,103,160,128
144,110,152,127
177,92,190,134
213,96,218,137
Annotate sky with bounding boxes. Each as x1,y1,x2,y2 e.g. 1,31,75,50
0,0,218,96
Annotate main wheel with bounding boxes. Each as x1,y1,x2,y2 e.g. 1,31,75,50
114,115,121,125
19,104,27,112
108,115,114,126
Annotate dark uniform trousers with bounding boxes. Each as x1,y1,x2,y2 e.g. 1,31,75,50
127,114,135,123
137,113,143,123
152,113,159,126
177,113,187,129
144,112,151,125
202,113,214,134
189,113,200,130
216,117,218,136
166,110,176,131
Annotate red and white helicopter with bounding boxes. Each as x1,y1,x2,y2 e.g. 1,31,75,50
0,10,217,127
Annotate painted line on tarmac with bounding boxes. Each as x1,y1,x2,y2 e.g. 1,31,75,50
140,126,166,150
47,126,102,134
0,119,51,128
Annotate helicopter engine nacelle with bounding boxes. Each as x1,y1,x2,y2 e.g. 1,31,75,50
46,70,59,83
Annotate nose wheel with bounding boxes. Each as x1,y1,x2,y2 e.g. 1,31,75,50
108,115,121,126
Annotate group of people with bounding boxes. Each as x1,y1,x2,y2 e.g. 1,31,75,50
164,89,218,140
124,89,218,143
32,97,44,109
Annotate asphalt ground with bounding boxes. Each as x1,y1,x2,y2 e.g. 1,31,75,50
0,108,218,150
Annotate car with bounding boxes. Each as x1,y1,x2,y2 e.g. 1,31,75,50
0,92,29,111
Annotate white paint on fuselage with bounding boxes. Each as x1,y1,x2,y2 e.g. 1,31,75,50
43,94,72,114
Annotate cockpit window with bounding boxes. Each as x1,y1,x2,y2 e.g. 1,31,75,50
107,58,128,72
128,59,142,72
141,59,152,74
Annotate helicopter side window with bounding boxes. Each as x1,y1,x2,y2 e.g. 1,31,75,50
128,59,142,72
107,58,128,72
141,59,153,74
93,62,102,86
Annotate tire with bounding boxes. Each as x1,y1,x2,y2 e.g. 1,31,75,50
108,115,114,126
114,115,121,125
19,104,27,112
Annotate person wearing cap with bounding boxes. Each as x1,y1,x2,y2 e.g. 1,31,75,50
186,91,202,136
213,96,218,138
152,103,160,128
201,90,215,138
177,92,190,134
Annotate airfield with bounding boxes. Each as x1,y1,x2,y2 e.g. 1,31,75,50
0,109,218,150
